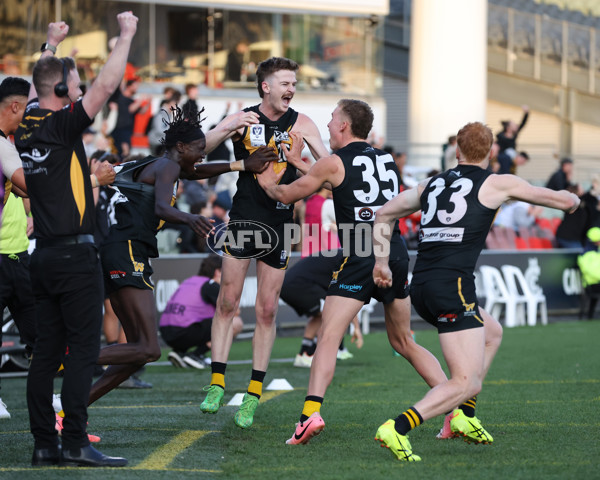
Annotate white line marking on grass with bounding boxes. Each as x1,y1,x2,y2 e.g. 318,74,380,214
133,430,214,470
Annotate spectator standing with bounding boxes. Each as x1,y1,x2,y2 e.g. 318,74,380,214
108,77,149,159
147,90,181,156
546,158,574,191
496,105,529,159
577,227,600,318
182,83,200,120
443,135,457,170
302,187,339,257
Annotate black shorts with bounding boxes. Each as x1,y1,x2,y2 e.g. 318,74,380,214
327,255,409,305
280,283,324,317
100,240,155,295
220,220,290,270
410,275,484,333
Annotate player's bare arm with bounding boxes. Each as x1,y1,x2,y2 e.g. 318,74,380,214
150,159,214,237
187,145,278,180
293,113,329,162
92,161,116,186
82,12,138,119
257,153,343,205
481,174,580,213
204,110,260,153
28,22,70,101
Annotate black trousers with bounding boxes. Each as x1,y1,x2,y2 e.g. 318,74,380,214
160,320,212,355
26,243,103,449
0,251,37,349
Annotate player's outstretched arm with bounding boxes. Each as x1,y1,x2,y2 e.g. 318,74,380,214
482,174,580,213
204,110,259,153
82,11,138,119
257,154,341,205
188,146,278,180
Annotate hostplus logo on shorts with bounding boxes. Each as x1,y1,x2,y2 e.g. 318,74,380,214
208,221,395,259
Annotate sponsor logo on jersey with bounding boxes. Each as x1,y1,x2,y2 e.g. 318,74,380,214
20,148,51,163
338,283,363,292
419,227,465,243
354,205,381,222
109,270,127,279
437,313,457,323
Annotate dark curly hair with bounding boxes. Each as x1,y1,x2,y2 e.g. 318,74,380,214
161,104,206,149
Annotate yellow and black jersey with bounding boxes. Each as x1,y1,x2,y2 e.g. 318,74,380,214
412,165,497,281
15,100,94,240
102,156,176,258
230,105,299,225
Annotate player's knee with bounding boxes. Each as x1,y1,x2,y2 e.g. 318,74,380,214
145,346,162,363
255,302,277,323
217,295,239,317
388,330,415,356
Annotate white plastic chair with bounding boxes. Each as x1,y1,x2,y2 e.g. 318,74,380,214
501,265,548,326
479,265,526,327
356,298,377,335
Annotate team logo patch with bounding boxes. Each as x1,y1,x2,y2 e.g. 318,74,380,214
250,124,266,147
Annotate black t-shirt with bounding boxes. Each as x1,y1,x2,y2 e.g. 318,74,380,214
200,279,220,306
15,100,94,239
332,141,404,258
230,105,299,225
412,165,497,282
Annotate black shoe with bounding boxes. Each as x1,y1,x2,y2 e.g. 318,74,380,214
32,445,61,466
117,375,153,389
182,353,208,370
59,445,128,467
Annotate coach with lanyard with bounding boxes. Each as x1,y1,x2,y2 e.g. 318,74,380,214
15,12,138,468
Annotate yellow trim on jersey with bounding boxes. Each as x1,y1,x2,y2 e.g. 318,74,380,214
331,256,349,283
279,257,290,269
243,124,292,181
69,152,86,225
128,240,154,290
157,185,177,231
457,277,484,324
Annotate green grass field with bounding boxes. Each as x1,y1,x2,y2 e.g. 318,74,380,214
1,320,599,479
